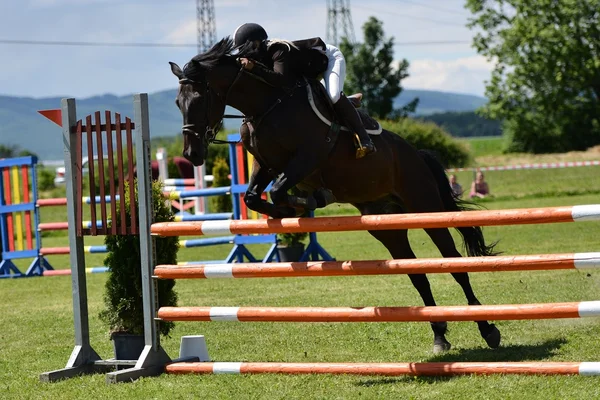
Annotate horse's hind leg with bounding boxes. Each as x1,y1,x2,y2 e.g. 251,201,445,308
357,202,451,354
424,227,501,349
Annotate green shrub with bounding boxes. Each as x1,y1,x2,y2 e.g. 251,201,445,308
205,144,230,175
99,180,179,337
277,188,309,247
151,131,232,175
209,157,232,213
37,167,56,191
277,231,308,247
381,118,472,168
167,160,181,179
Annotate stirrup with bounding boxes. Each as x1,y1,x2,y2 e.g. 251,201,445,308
353,133,375,159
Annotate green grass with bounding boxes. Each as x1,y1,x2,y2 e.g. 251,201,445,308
2,159,600,398
461,136,506,158
2,193,600,398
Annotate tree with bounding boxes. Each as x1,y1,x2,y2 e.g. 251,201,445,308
0,144,38,159
340,17,418,119
466,0,600,153
418,111,503,137
0,144,18,158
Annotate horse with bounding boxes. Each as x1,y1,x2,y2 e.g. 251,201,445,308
168,37,500,353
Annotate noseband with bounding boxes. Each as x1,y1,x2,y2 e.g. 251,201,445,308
179,68,245,144
179,78,220,142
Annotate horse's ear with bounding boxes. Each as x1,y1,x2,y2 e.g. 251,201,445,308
169,62,184,79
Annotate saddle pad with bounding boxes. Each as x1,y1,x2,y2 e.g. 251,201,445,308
305,82,382,136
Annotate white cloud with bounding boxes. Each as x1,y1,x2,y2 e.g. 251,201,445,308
403,55,494,96
166,20,197,44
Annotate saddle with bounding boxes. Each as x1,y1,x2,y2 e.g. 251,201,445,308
305,79,382,136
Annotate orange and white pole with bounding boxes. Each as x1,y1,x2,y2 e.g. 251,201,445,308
158,301,600,322
150,205,600,237
166,361,600,376
154,252,600,279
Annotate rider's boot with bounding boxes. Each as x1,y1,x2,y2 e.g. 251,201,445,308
333,93,376,159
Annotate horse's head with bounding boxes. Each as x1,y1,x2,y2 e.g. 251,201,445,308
169,38,240,166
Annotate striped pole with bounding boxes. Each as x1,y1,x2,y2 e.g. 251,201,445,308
21,164,33,249
42,267,108,276
38,220,106,231
150,205,600,237
173,213,233,222
157,301,600,322
165,187,232,199
11,166,24,250
166,361,600,376
40,245,107,255
2,167,14,252
153,252,600,279
447,160,600,173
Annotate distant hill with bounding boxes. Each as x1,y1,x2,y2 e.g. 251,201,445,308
0,88,487,161
397,89,488,115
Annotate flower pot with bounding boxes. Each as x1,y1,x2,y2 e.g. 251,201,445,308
111,333,145,360
277,243,306,262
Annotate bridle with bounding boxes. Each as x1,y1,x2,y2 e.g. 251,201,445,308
179,67,246,144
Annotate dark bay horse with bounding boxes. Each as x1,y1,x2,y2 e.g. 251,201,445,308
169,37,500,353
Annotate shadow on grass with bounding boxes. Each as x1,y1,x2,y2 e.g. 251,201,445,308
356,338,567,387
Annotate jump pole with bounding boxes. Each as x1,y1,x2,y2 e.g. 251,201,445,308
157,302,600,322
150,205,600,236
153,252,600,279
166,361,600,376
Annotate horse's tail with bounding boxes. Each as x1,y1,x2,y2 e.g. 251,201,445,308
418,149,498,257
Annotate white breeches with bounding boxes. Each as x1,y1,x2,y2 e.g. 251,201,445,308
322,44,346,104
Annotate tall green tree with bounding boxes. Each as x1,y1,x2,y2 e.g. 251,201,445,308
340,17,417,119
466,0,600,153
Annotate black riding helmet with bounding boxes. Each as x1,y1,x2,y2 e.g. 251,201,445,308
233,23,268,47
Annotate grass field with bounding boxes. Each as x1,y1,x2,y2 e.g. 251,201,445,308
1,141,600,399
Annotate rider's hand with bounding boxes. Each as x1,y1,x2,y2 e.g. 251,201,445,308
240,58,255,71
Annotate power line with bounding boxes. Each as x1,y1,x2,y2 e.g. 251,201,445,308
394,0,467,16
0,39,196,48
0,38,469,48
353,5,466,27
394,40,469,46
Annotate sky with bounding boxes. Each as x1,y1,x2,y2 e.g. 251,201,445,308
0,0,493,99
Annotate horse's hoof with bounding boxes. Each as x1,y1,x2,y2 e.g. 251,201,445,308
484,324,501,348
433,340,451,354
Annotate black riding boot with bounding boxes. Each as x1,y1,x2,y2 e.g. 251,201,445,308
333,93,376,159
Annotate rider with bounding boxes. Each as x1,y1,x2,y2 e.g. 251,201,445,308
232,23,376,159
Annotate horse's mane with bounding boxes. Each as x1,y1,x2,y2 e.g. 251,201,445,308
182,37,238,81
180,36,291,82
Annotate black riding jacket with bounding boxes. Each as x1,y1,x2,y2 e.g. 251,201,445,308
250,37,329,88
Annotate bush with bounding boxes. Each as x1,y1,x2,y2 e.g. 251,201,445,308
99,180,179,337
277,188,309,247
37,167,56,191
151,131,232,175
277,231,308,247
167,160,181,179
381,118,472,168
209,157,232,213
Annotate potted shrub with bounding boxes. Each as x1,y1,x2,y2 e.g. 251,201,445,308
99,180,179,360
277,230,309,262
276,188,309,262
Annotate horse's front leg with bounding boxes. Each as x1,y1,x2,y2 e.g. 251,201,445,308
244,159,295,218
269,149,322,214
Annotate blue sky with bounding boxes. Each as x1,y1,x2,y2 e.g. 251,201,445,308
0,0,492,99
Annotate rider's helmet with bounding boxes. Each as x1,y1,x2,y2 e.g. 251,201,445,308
233,23,268,47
